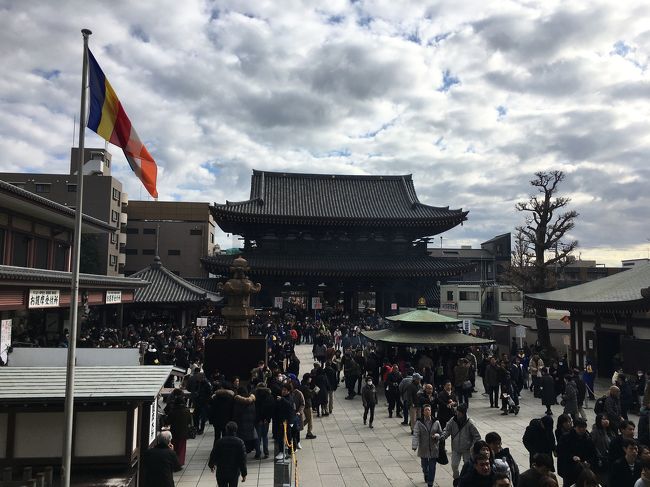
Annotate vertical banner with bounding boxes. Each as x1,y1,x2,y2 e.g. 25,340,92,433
0,319,11,364
148,400,157,445
274,297,283,309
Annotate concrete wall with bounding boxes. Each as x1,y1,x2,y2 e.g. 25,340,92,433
75,411,127,457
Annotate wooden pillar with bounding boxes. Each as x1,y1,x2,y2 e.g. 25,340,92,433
569,313,577,367
626,312,633,337
577,314,584,369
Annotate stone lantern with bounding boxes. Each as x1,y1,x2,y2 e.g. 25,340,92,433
218,256,261,339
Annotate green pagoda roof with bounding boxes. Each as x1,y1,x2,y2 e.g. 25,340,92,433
385,308,462,324
361,327,494,347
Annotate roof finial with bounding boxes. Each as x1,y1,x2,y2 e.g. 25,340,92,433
417,297,427,309
152,255,162,268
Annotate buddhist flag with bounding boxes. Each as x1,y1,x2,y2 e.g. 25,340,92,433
86,49,158,198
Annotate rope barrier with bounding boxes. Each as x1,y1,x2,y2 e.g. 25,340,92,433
282,421,299,486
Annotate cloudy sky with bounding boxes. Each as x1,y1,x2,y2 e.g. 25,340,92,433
1,0,649,265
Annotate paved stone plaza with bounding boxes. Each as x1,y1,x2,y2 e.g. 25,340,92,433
173,344,615,487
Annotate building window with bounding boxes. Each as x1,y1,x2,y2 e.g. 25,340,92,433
446,290,454,301
459,291,479,301
142,249,155,255
54,242,68,271
143,228,156,235
210,232,214,244
67,184,77,192
501,291,522,302
124,248,138,255
168,249,180,256
125,227,139,234
190,228,202,236
34,237,49,269
109,255,117,266
12,233,30,267
110,232,118,243
112,188,120,201
35,183,51,193
111,210,119,222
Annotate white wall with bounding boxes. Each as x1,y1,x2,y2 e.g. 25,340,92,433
8,348,140,367
75,411,127,457
14,412,64,458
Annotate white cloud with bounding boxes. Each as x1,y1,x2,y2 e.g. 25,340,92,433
0,0,648,266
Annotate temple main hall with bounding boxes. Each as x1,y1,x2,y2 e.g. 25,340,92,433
202,170,469,315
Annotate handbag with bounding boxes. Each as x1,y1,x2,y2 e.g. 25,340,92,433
462,380,472,390
437,438,449,465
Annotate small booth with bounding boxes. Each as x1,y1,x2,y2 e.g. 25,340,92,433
0,365,173,482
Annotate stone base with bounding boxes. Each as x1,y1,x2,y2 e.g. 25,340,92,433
204,337,267,383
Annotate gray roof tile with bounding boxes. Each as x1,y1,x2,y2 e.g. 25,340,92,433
131,257,213,303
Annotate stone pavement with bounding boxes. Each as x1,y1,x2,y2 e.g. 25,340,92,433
174,344,616,487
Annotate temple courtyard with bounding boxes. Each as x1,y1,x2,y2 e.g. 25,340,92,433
173,344,618,487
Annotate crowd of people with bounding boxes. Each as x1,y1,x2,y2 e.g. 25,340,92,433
75,309,650,487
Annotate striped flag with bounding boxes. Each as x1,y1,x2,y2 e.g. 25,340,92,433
87,49,158,198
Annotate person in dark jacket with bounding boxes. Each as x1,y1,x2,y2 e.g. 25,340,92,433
437,381,458,429
541,369,557,416
209,421,247,487
141,431,182,487
486,431,519,486
299,374,316,440
609,419,636,465
312,365,330,417
210,384,235,443
163,389,193,466
458,452,494,487
573,368,587,419
385,365,403,418
233,387,257,454
273,382,296,460
522,415,556,469
639,406,650,447
324,360,338,415
484,357,500,408
609,438,642,487
193,372,212,434
254,383,274,458
406,373,423,433
361,376,378,428
556,418,597,487
517,453,558,487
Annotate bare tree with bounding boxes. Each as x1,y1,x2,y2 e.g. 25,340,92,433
507,170,578,355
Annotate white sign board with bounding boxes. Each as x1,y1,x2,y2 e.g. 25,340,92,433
8,348,140,367
515,325,527,339
1,319,11,364
148,400,157,445
462,319,472,334
274,297,283,309
311,297,322,310
196,317,208,327
28,289,60,309
105,290,122,304
391,303,398,311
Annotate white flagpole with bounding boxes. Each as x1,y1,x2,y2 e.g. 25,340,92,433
61,28,91,487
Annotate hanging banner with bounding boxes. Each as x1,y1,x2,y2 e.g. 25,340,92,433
196,317,208,327
311,297,322,310
148,401,157,445
462,319,472,334
28,289,60,309
274,297,283,309
0,319,11,364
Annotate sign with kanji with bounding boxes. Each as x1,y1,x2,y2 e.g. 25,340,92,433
462,319,472,334
196,317,208,327
515,325,527,339
311,297,322,310
0,319,11,364
274,297,283,309
28,289,60,309
391,303,398,311
105,290,122,304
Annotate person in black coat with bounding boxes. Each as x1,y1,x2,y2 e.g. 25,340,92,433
209,384,235,443
541,369,556,415
457,452,494,487
609,438,642,487
209,421,247,486
254,383,275,458
312,366,330,417
273,382,296,460
141,431,181,487
556,418,597,487
324,360,338,415
522,415,556,469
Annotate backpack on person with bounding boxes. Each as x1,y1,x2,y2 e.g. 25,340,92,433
593,395,607,414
